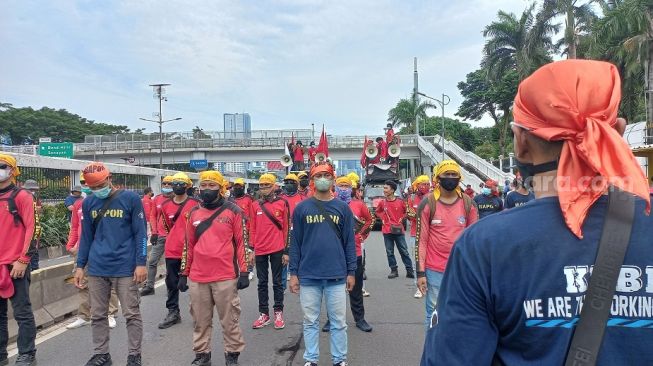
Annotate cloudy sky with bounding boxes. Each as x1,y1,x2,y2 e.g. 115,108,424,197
1,0,529,137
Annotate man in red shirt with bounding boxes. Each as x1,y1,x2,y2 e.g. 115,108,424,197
376,137,388,164
375,180,414,280
407,175,430,299
156,173,200,329
280,173,304,291
293,141,305,171
0,154,38,366
297,171,311,198
230,178,255,279
141,176,174,296
464,184,475,198
141,187,154,231
181,171,250,366
415,160,478,328
307,142,317,168
249,173,290,330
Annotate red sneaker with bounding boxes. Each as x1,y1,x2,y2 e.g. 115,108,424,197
274,310,285,329
252,313,270,329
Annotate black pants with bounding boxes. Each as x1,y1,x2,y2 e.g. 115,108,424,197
255,250,284,315
165,258,182,312
0,268,36,359
349,256,365,322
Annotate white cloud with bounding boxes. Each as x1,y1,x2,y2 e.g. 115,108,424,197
1,0,529,136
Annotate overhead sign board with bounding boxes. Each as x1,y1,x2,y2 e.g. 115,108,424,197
190,159,209,170
38,142,73,158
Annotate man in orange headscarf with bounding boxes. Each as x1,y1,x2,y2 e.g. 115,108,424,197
421,60,653,365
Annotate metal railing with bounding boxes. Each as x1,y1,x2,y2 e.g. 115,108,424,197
417,136,484,189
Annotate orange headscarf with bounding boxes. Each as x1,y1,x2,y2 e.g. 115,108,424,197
513,59,650,238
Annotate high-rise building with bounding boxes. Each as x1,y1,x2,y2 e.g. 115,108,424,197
223,113,251,139
214,162,247,175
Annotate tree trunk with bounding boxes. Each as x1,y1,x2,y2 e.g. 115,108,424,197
500,108,512,157
647,46,653,144
566,7,577,59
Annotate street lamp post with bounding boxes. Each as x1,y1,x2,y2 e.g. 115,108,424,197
417,92,450,161
139,83,181,169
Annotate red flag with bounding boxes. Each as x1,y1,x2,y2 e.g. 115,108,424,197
360,136,368,168
316,125,329,157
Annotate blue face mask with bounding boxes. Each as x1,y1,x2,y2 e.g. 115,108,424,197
93,185,112,199
161,187,173,194
81,187,92,195
335,187,352,203
314,177,333,192
482,187,492,196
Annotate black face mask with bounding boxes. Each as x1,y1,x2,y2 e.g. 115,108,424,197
284,183,298,195
173,186,188,195
299,179,309,188
439,177,460,192
514,158,558,188
233,186,245,198
200,189,220,204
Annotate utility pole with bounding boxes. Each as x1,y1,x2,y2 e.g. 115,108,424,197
414,57,419,136
139,83,181,169
417,91,449,161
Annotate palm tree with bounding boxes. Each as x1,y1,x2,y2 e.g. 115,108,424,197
540,0,598,59
482,3,558,80
387,93,436,134
591,0,652,130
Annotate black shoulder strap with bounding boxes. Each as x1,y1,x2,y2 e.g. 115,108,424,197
194,202,233,240
5,187,25,227
564,187,635,366
312,197,343,247
259,199,283,230
92,190,123,235
172,198,193,225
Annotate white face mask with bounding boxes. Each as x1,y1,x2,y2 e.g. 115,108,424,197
0,169,10,182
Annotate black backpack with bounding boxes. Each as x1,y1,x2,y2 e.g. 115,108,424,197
0,186,26,227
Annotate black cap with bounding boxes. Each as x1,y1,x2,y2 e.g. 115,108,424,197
384,180,397,191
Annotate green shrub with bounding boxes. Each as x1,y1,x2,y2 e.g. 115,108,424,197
39,203,70,248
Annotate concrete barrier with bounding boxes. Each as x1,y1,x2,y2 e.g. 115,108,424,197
6,247,166,342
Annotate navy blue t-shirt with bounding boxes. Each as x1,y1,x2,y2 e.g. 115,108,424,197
421,196,653,365
473,193,503,219
289,197,357,283
505,190,535,209
78,190,148,277
64,195,81,221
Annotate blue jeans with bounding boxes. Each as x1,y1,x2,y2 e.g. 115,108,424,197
382,233,413,272
425,269,444,329
300,279,347,364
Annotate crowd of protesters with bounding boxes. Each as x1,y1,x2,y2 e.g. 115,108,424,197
1,59,652,365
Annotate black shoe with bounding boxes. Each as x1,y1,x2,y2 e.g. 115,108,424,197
356,319,373,332
85,353,112,366
322,319,331,332
225,352,239,366
387,268,398,279
14,352,36,366
158,310,181,329
139,286,154,296
406,270,415,279
191,352,211,366
126,354,141,366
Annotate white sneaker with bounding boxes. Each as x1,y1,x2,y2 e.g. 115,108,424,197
248,272,254,281
414,289,423,298
108,315,117,329
362,288,370,297
66,317,89,329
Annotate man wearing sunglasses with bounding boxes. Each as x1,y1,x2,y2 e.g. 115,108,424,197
156,173,200,330
0,154,39,366
141,176,174,296
74,162,147,366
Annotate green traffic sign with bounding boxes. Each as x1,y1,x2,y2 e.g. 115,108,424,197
38,142,74,158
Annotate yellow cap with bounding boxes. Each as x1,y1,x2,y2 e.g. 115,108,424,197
199,170,226,196
172,172,192,186
162,175,174,183
346,172,360,189
259,173,276,185
284,173,299,183
335,176,352,186
433,160,461,178
234,178,246,186
297,171,308,179
412,175,430,190
0,154,20,183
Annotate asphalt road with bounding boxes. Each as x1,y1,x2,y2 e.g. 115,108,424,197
10,232,425,366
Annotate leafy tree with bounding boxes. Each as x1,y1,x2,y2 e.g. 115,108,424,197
387,93,436,133
483,3,558,80
192,126,211,139
0,104,130,144
456,68,518,156
540,0,598,59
